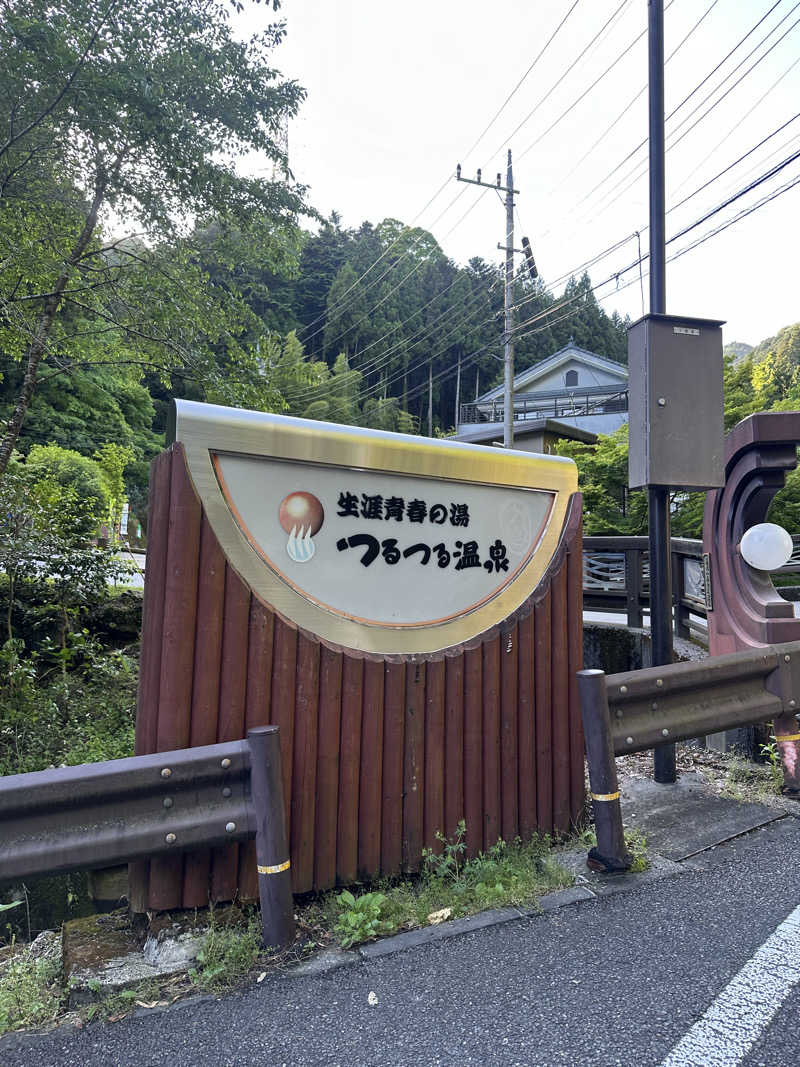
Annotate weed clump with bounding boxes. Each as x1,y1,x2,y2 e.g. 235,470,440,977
325,822,573,949
0,948,62,1035
190,915,263,991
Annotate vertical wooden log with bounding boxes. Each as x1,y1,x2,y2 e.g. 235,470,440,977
500,623,519,843
314,646,343,890
337,655,363,884
423,658,445,851
551,562,571,836
463,646,483,857
482,634,501,851
183,516,226,908
381,661,406,876
402,660,426,872
211,566,250,903
517,610,537,838
149,448,202,911
239,598,275,900
567,519,586,828
130,448,172,913
358,659,385,880
270,617,298,844
290,634,321,894
245,600,275,730
444,654,465,840
535,587,553,835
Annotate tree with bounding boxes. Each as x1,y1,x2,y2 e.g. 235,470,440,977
25,443,108,535
0,0,308,474
555,426,647,535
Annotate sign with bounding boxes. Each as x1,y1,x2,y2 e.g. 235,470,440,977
172,401,578,654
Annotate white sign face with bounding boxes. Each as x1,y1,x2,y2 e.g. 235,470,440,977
213,453,555,628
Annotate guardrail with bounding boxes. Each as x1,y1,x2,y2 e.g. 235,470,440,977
0,727,294,947
577,640,800,872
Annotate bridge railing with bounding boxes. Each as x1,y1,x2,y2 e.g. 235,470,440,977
582,535,800,640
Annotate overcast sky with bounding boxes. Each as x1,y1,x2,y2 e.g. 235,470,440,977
242,0,800,348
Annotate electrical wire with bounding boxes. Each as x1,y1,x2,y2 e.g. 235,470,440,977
551,0,723,194
568,0,787,216
295,1,594,344
460,0,585,163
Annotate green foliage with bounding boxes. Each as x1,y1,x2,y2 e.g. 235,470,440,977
322,828,572,949
333,891,396,949
93,443,136,537
0,949,62,1035
0,0,309,466
191,915,263,990
421,819,466,882
0,635,137,775
24,444,109,534
555,426,647,535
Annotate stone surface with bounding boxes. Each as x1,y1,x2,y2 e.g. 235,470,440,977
558,848,684,897
583,623,652,674
288,948,358,975
62,908,206,1008
620,769,783,860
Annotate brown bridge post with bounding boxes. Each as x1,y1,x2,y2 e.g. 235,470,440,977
704,411,800,791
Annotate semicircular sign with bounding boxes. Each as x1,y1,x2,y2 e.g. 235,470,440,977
173,401,578,654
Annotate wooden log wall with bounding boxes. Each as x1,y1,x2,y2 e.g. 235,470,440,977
130,444,585,912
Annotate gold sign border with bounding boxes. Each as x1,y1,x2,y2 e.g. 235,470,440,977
173,400,578,655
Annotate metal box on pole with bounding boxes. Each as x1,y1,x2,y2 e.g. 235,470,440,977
627,313,725,490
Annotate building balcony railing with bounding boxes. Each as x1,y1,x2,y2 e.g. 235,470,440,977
459,385,628,426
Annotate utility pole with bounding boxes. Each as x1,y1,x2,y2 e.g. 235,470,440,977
427,360,433,438
456,155,522,449
454,352,461,429
647,0,675,784
502,150,515,449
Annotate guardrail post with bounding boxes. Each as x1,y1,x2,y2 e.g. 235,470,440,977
247,727,295,949
577,670,632,873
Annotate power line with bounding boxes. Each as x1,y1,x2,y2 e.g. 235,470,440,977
551,0,722,193
461,0,584,163
486,0,633,163
397,156,800,409
515,2,673,165
295,2,594,346
567,0,788,218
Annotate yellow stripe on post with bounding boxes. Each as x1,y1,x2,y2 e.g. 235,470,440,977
257,860,291,875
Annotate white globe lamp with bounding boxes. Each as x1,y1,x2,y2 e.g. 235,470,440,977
739,523,794,572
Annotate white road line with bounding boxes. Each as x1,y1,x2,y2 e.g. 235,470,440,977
659,903,800,1067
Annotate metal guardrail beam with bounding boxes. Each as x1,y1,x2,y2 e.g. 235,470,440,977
577,640,800,874
0,727,294,948
0,740,253,880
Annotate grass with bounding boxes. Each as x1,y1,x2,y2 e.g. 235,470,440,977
0,945,62,1035
723,755,783,801
189,913,264,991
309,824,575,950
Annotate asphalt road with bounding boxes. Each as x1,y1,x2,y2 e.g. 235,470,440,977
5,816,800,1067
